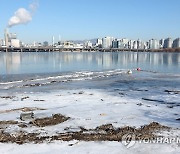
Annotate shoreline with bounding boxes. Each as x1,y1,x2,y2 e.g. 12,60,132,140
0,88,179,154
0,88,179,129
0,77,179,153
0,47,180,53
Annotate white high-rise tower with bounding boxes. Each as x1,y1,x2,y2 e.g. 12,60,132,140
52,36,55,46
58,35,61,42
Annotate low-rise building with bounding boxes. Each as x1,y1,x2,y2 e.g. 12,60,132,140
43,41,49,47
0,39,4,47
11,39,20,48
84,41,93,48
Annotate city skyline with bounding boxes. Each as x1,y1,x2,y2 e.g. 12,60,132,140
1,29,180,50
0,0,180,43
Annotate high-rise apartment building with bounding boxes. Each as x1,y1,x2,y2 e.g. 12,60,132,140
149,39,159,49
172,38,180,48
97,38,102,45
112,39,121,48
102,37,113,48
137,39,145,49
163,38,172,48
128,40,134,49
52,36,55,46
96,38,102,48
159,39,164,48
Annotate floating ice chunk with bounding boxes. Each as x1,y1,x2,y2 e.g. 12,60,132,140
127,70,132,74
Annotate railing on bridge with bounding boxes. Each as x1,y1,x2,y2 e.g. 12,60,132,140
0,47,151,52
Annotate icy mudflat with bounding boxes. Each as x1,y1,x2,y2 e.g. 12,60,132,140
0,89,180,153
0,69,179,153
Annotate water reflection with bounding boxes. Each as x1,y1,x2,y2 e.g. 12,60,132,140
0,52,179,75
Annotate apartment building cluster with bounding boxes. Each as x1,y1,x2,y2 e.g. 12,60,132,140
0,29,179,50
95,37,180,49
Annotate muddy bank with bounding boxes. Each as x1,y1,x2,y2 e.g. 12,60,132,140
0,107,46,114
0,122,169,144
30,114,70,127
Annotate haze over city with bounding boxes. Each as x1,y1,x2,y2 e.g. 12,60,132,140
0,0,180,44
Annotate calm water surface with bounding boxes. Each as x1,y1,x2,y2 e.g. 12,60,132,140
0,52,180,75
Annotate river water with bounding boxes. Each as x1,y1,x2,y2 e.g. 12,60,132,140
0,52,180,75
0,51,180,91
0,51,180,127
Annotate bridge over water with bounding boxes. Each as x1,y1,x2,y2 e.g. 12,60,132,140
0,47,151,52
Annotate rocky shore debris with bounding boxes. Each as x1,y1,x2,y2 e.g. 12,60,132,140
50,80,57,83
0,107,46,114
30,114,70,127
23,83,42,87
167,105,174,108
0,122,169,144
0,120,18,125
18,123,28,128
78,91,84,95
68,142,79,146
20,112,34,121
119,92,125,96
0,96,16,100
135,89,148,92
127,70,132,74
164,90,180,95
95,124,114,132
137,103,143,106
21,79,72,88
142,98,180,108
142,98,165,103
21,96,29,101
34,100,45,102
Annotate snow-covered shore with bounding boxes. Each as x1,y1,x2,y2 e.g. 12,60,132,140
0,88,180,153
1,141,180,154
0,69,179,153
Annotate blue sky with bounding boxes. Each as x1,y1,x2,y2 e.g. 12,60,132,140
0,0,180,43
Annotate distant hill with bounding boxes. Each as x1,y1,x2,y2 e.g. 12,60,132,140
68,39,97,44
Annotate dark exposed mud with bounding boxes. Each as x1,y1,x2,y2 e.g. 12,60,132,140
0,122,170,144
30,114,70,127
164,90,180,95
0,120,18,125
0,96,16,99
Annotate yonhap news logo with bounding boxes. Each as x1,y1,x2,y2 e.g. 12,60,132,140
122,133,136,148
122,133,180,148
